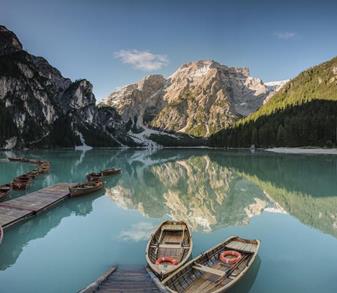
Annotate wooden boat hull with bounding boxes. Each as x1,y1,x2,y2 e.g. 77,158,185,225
0,191,8,199
0,184,11,199
69,181,104,197
12,181,29,190
102,168,121,176
146,220,193,280
86,172,103,182
162,236,260,293
0,184,11,192
8,157,23,162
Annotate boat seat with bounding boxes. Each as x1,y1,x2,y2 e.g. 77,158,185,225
159,244,182,249
161,224,186,231
225,241,256,253
192,264,226,277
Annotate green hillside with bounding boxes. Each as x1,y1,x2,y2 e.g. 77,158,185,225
209,56,337,147
244,56,337,123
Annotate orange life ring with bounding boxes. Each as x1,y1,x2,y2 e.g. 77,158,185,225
219,250,242,265
155,256,179,265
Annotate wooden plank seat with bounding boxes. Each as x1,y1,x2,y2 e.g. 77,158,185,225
225,241,256,253
192,264,226,277
159,244,182,249
161,224,186,231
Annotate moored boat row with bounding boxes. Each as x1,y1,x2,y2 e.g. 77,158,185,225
0,157,52,195
11,159,51,191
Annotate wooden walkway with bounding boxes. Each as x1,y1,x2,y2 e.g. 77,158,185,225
0,183,72,229
79,265,167,293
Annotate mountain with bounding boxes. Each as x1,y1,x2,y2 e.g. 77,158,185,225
0,25,203,149
209,56,337,147
102,60,277,137
245,56,337,123
0,25,129,148
263,80,289,104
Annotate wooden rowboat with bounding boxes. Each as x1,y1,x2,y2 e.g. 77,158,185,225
38,164,50,173
146,220,193,280
102,168,121,176
26,169,40,178
86,172,103,182
0,184,11,199
0,225,3,244
14,175,32,182
12,181,28,190
12,175,32,190
162,236,260,293
69,180,104,197
8,157,23,162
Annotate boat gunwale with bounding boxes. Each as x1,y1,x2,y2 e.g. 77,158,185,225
162,235,260,293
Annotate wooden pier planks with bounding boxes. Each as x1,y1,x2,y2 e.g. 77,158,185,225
0,183,72,228
79,266,165,293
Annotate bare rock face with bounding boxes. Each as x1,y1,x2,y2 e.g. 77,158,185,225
102,74,166,126
103,60,274,137
0,26,202,149
0,25,23,56
0,25,121,148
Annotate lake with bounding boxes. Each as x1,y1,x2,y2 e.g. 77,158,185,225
1,149,337,293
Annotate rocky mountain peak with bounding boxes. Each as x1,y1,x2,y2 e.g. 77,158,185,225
0,25,23,56
102,60,279,137
102,74,166,126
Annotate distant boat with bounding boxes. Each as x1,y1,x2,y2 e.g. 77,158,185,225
102,168,121,176
162,236,260,293
38,162,50,173
12,175,32,190
8,157,23,162
86,172,103,182
69,180,104,197
25,169,40,179
146,220,193,280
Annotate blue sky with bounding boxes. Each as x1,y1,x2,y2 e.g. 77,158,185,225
2,0,337,99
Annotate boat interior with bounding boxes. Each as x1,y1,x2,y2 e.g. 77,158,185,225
164,238,258,293
148,223,191,267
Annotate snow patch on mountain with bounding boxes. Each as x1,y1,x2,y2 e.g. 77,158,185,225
264,79,289,104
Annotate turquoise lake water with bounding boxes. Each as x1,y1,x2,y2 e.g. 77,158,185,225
1,149,337,293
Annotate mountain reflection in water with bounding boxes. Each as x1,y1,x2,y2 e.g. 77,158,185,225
107,149,337,238
1,149,337,293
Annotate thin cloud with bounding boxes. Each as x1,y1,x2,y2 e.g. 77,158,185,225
114,49,168,71
274,32,296,40
119,222,155,242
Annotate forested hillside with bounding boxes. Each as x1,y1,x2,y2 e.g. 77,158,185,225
209,56,337,147
209,100,337,147
243,56,337,124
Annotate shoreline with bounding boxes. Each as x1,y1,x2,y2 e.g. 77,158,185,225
265,147,337,155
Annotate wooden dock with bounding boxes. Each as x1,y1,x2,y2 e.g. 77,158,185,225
79,265,167,293
0,183,72,229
